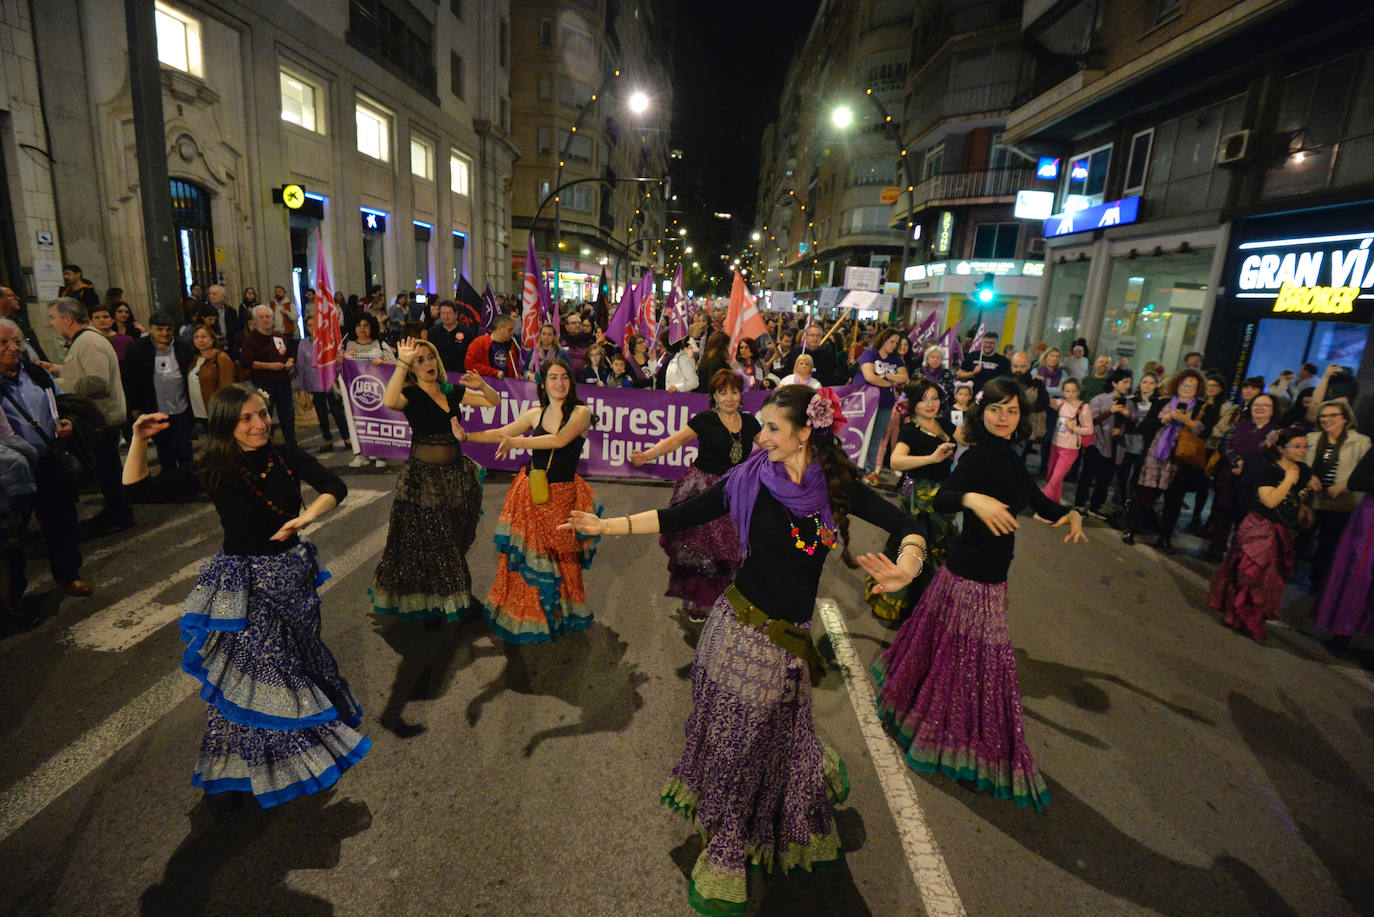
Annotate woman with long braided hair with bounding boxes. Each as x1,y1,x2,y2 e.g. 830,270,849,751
561,384,927,916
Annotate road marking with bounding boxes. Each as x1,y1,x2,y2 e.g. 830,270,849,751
26,503,218,593
817,599,967,917
65,489,388,653
0,524,389,843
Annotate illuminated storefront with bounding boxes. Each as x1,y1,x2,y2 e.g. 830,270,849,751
1209,201,1373,395
902,259,1044,345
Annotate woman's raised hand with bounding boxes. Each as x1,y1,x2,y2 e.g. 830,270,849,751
557,510,606,535
856,552,914,594
131,412,170,442
395,337,418,364
495,436,518,458
1051,509,1088,544
459,370,486,389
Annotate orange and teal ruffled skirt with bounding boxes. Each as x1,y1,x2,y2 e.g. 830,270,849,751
484,469,601,643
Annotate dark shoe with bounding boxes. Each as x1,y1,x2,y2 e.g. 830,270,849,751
61,579,94,597
1089,507,1110,521
1326,634,1352,656
319,441,334,454
1121,528,1135,546
1154,536,1174,555
87,510,136,532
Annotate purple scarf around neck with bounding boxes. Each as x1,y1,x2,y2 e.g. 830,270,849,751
922,365,945,386
1152,396,1198,461
721,448,834,561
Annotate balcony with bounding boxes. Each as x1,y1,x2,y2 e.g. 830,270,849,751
912,0,1023,63
906,80,1022,143
889,166,1053,222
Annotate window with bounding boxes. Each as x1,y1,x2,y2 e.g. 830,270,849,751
280,69,321,133
347,0,436,95
922,143,944,180
559,130,593,164
500,97,508,130
973,222,1020,258
1064,143,1112,209
561,27,594,63
537,127,553,155
538,74,553,101
450,152,471,195
411,136,433,179
356,100,391,162
154,2,203,77
849,155,894,186
560,79,594,108
499,18,509,68
564,185,594,212
450,52,464,100
1124,128,1154,195
988,132,1012,170
537,179,552,203
414,222,432,288
539,18,553,48
843,206,889,234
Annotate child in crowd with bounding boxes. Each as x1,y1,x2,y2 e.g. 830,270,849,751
606,353,637,389
1044,378,1093,502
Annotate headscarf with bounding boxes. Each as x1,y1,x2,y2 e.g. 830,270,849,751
721,447,833,562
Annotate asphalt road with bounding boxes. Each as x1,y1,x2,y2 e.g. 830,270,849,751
0,441,1371,916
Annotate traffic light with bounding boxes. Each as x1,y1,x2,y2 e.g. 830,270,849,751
975,273,995,303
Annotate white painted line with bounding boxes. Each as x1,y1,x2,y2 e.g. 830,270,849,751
65,489,388,653
817,599,967,917
26,503,217,593
0,524,389,843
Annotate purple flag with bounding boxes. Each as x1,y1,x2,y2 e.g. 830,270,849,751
909,309,939,346
969,318,987,356
635,269,657,344
666,265,688,344
942,326,963,368
605,277,637,346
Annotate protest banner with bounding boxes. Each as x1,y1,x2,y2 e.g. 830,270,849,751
340,359,879,482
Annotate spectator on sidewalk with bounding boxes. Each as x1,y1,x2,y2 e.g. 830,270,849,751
268,285,298,338
187,326,236,430
428,301,470,376
297,336,350,454
1076,368,1136,518
239,305,297,447
204,284,241,359
127,312,195,471
0,285,48,363
956,331,1010,392
40,297,135,529
0,319,90,596
58,265,101,311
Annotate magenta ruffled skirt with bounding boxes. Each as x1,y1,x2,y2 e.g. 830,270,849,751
1311,495,1374,637
660,466,741,618
872,566,1050,810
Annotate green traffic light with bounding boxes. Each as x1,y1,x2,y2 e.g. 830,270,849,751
977,287,994,303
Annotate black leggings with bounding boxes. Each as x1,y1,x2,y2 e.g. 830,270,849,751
1131,484,1188,536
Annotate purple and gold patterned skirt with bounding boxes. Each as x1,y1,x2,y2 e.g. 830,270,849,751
872,566,1050,810
661,593,849,916
180,541,370,807
659,466,741,618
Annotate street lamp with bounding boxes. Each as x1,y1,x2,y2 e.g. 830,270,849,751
678,227,687,236
831,105,854,129
629,91,650,114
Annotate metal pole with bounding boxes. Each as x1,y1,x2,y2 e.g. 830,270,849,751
125,0,181,313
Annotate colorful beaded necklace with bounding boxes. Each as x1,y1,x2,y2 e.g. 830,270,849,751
235,448,298,520
785,507,837,556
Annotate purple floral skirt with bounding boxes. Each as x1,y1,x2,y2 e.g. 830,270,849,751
660,466,741,618
661,594,849,915
872,566,1050,810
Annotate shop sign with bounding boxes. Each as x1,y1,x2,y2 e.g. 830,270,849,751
906,259,1042,282
1044,196,1141,238
360,208,388,232
934,211,954,255
1036,157,1060,180
880,186,901,204
1235,231,1374,315
1014,190,1055,220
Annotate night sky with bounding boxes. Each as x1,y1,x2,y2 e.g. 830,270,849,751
668,0,821,236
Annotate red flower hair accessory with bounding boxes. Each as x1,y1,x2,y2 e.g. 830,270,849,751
807,387,848,437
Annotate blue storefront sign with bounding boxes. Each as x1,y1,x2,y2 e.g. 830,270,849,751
1043,196,1141,239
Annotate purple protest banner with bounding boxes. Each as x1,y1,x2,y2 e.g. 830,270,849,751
341,359,879,480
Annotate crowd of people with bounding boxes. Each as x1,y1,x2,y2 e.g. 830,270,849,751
1,265,1369,915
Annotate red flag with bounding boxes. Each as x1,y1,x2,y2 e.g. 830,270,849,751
312,227,341,390
724,270,767,358
635,269,656,346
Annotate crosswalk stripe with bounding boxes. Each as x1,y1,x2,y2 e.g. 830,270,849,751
0,524,389,843
64,489,388,653
818,599,967,917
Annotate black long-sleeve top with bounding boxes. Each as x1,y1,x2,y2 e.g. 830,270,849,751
1348,446,1374,493
933,437,1070,583
125,445,347,556
657,477,925,623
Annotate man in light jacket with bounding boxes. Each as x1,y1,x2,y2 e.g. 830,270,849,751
40,297,134,529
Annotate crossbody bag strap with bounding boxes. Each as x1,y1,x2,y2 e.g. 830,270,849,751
0,383,56,447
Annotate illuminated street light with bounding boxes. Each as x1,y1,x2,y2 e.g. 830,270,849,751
751,231,761,241
685,246,693,254
629,91,650,114
831,105,853,129
678,227,687,236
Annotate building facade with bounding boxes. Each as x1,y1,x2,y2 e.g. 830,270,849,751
509,0,672,303
9,0,515,357
1005,0,1374,426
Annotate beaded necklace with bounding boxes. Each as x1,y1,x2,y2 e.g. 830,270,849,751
785,507,838,556
235,448,298,520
